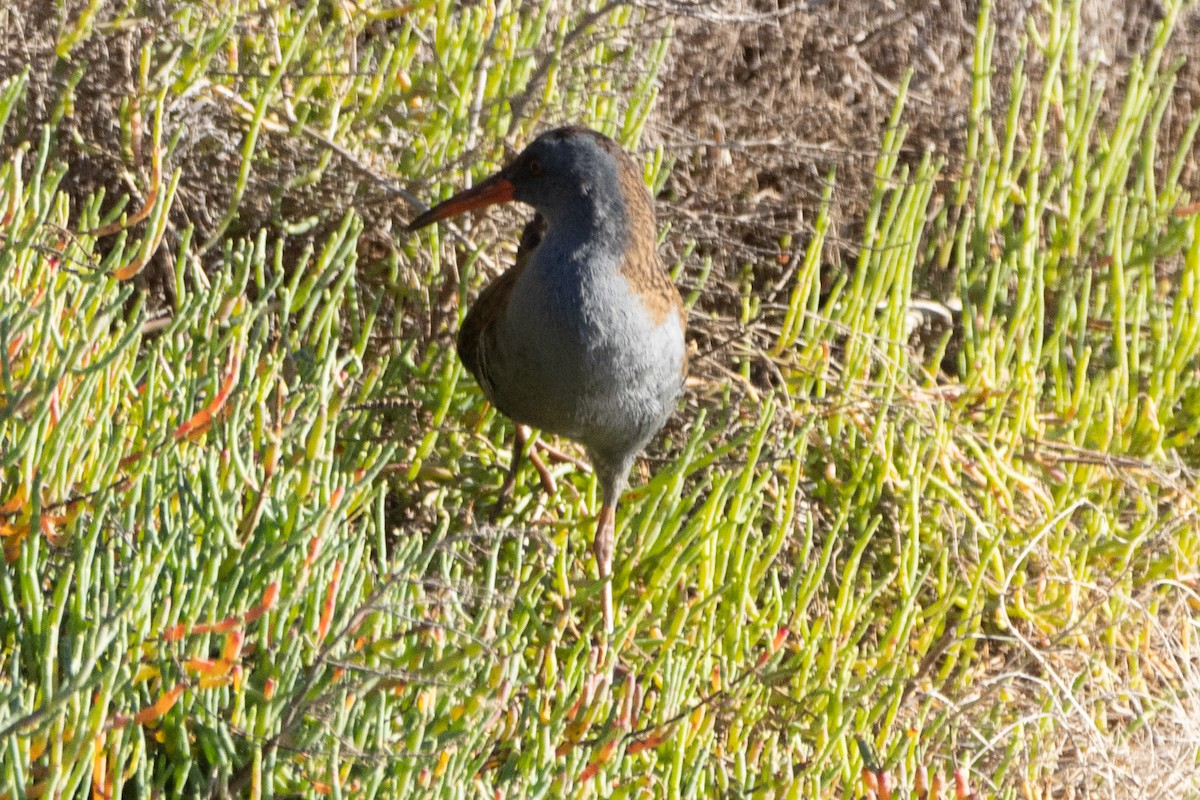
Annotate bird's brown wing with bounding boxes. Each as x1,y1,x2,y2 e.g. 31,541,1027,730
514,212,547,266
456,213,547,401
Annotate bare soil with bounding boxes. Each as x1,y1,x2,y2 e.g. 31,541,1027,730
4,1,1196,319
654,0,1200,313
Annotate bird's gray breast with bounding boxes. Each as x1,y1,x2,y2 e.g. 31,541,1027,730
488,239,684,456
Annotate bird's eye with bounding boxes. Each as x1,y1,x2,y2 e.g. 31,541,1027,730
528,158,542,176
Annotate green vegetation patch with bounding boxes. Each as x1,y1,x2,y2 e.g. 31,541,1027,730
1,0,1199,797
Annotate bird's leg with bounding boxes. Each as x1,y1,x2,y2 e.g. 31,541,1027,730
594,503,616,637
491,425,557,522
525,439,557,496
491,424,529,521
530,440,591,472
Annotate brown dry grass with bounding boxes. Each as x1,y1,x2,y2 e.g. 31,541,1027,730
654,0,1200,304
9,1,1195,321
1,0,415,312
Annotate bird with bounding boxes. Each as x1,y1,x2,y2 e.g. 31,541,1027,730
408,126,687,635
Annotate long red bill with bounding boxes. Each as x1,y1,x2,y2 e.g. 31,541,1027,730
407,172,515,231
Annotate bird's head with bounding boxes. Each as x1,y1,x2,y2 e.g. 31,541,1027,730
408,127,639,231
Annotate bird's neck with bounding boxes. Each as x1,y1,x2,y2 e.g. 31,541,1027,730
541,193,629,248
